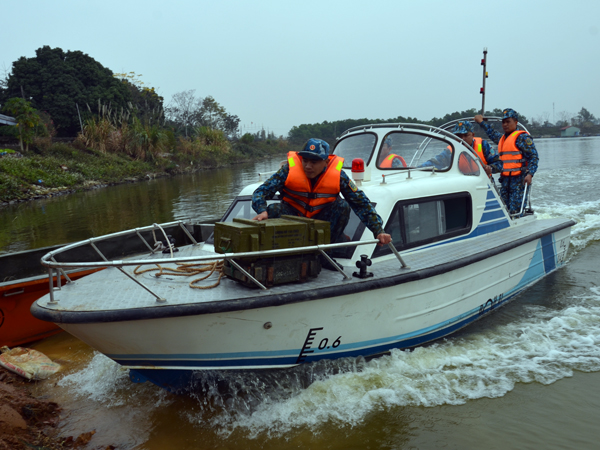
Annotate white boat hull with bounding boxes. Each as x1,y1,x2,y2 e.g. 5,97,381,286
54,226,571,379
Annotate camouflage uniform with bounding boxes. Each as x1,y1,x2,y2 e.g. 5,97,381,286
419,148,453,170
252,164,385,243
477,117,539,216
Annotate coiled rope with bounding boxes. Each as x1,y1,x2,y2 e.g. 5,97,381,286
134,261,225,289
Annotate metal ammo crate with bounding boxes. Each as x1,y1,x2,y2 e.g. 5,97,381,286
213,216,330,287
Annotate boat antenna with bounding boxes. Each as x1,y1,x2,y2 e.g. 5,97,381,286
480,48,488,115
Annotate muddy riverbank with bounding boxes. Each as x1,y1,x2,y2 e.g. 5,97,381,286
0,366,112,449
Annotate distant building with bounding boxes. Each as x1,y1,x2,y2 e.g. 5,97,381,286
560,126,580,137
0,113,17,126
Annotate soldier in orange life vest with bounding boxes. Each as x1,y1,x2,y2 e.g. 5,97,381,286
474,109,539,216
378,137,407,168
251,138,392,249
451,121,501,176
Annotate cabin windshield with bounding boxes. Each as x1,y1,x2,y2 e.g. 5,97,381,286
334,131,456,171
334,133,377,168
376,132,455,170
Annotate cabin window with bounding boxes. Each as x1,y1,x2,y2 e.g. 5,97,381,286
334,133,377,169
373,193,471,258
457,151,481,176
374,131,454,171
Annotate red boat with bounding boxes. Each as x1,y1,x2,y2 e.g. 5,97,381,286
0,244,102,347
1,221,209,347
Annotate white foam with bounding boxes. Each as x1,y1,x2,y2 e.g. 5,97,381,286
183,287,600,437
57,352,171,408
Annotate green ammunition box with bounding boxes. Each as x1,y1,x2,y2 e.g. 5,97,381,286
222,253,322,288
213,216,331,287
213,215,330,254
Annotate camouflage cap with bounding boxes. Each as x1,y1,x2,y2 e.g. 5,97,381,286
298,138,330,160
452,120,474,135
502,108,519,120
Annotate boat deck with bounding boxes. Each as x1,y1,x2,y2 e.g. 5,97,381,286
35,217,573,318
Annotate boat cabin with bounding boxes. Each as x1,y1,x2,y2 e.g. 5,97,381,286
217,122,516,265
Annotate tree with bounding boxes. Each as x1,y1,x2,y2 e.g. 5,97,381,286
556,111,573,128
222,113,240,138
114,72,165,126
165,89,202,137
1,98,42,151
197,96,226,129
0,46,132,136
576,107,596,130
240,133,254,144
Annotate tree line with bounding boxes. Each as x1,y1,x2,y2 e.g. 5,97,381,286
0,46,287,165
288,107,599,143
1,46,597,152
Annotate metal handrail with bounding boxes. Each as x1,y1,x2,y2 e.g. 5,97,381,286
42,221,409,304
42,238,406,270
41,220,198,264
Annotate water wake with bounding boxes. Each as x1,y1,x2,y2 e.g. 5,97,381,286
195,286,600,437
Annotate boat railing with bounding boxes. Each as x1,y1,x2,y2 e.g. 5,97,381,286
379,165,442,183
339,122,462,142
510,184,533,219
41,221,409,303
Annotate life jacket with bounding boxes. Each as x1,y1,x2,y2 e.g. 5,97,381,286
498,131,528,176
282,152,344,217
380,153,407,168
472,137,488,165
458,151,480,176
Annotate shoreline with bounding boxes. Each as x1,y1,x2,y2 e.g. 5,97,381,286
0,366,63,448
0,145,291,208
0,366,110,449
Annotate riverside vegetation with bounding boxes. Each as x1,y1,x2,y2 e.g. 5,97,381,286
0,96,293,204
0,135,292,205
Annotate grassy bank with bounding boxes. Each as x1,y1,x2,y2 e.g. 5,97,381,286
0,140,297,204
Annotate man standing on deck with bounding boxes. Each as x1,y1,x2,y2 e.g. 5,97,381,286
452,120,502,176
474,109,539,216
251,138,392,257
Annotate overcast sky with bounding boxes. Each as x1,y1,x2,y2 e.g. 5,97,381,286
3,0,599,136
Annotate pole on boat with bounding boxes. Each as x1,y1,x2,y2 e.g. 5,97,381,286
480,48,488,115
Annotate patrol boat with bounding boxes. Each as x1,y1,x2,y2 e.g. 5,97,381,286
31,121,574,391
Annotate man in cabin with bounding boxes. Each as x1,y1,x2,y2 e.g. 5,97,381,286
251,138,392,256
474,109,539,216
378,137,407,168
419,121,501,173
452,121,502,176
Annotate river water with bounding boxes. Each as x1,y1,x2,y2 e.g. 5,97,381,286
4,138,600,449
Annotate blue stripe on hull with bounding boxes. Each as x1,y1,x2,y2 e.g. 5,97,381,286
541,234,556,273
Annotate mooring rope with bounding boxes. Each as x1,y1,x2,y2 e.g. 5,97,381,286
134,261,225,289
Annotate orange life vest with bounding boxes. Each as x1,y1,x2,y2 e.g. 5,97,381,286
380,153,407,168
282,152,344,217
472,137,488,165
498,131,528,176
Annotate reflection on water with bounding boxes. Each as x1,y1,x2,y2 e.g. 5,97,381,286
0,158,285,254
